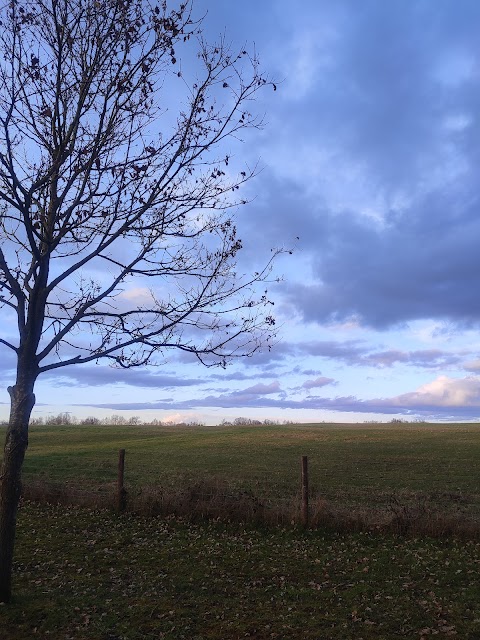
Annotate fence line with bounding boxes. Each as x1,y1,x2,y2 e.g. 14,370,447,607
20,449,480,538
117,449,127,513
301,455,309,527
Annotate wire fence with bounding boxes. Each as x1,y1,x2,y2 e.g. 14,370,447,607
21,449,480,538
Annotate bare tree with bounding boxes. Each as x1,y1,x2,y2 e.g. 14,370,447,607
0,0,280,602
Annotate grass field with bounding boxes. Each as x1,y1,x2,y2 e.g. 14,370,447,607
5,422,480,521
2,423,480,638
1,502,480,639
8,421,480,488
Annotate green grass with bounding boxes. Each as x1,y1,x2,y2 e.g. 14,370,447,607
1,501,480,639
2,423,480,638
3,422,480,514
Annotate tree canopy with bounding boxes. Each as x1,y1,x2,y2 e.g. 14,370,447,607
0,0,280,603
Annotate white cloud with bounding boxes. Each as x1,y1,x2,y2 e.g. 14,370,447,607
442,112,473,133
118,287,155,305
391,375,480,408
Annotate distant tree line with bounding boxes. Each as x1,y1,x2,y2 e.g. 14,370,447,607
0,414,428,427
220,417,294,426
0,413,205,427
0,414,296,427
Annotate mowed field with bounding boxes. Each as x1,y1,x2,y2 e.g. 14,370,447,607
2,423,480,639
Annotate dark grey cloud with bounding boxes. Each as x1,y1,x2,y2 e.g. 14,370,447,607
284,195,480,328
42,365,201,389
86,379,283,412
254,172,480,329
361,349,464,369
297,340,367,363
301,377,336,390
208,370,278,382
292,341,463,370
233,0,480,330
299,369,325,377
231,381,281,396
273,0,480,194
246,342,295,365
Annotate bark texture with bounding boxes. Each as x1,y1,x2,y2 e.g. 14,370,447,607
0,383,35,603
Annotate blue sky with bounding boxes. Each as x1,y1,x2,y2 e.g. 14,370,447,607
2,0,480,423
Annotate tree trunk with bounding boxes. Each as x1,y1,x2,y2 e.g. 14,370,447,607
0,382,35,603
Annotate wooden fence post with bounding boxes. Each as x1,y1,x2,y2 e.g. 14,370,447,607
301,455,309,528
117,449,127,513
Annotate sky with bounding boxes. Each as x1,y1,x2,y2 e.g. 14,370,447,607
2,0,480,424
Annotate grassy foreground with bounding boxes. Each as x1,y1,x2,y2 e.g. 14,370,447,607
2,423,480,638
1,501,480,639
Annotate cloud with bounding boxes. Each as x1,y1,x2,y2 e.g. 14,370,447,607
233,0,480,331
362,349,464,369
42,365,201,389
463,359,480,373
317,375,480,419
299,369,324,376
293,341,463,370
84,380,284,412
284,197,480,329
208,370,278,381
301,376,336,390
388,375,480,409
296,340,367,362
233,381,281,396
117,287,155,305
5,1,480,425
83,374,480,421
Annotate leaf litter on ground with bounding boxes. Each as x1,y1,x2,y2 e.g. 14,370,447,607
1,501,480,639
